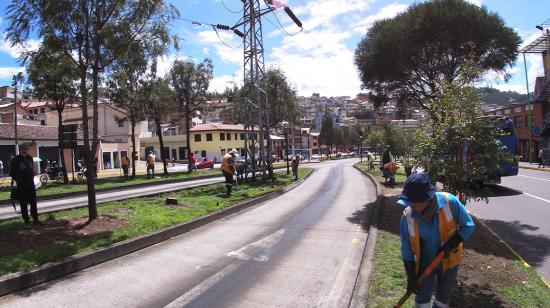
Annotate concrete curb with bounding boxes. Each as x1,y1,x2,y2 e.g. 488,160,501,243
349,163,383,308
0,169,315,297
519,165,550,173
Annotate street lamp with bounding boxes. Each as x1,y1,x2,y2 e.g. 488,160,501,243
281,121,289,174
12,72,23,155
359,129,364,163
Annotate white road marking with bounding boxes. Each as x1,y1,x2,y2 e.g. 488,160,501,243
227,228,286,262
518,174,550,182
522,192,550,204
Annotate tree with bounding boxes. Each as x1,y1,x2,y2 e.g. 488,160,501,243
319,110,335,153
169,58,214,168
7,0,177,220
27,45,79,184
354,0,520,116
365,129,384,156
266,68,300,127
412,68,511,204
142,76,174,176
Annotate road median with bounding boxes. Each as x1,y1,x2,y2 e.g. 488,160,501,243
0,168,314,297
354,162,549,307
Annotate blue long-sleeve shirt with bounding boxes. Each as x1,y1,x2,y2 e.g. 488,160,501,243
400,192,475,267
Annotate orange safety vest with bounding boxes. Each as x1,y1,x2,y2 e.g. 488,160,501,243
221,153,234,174
403,192,463,275
121,156,129,166
147,155,155,165
384,161,397,174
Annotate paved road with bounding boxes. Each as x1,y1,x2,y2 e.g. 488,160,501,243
468,168,550,282
0,159,376,308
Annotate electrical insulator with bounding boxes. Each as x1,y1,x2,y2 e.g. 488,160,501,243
284,7,302,28
216,24,230,30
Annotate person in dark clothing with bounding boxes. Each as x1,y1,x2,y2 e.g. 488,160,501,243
10,144,41,226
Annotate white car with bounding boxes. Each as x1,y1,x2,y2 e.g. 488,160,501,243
311,154,322,160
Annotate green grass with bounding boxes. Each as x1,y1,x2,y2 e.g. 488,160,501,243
498,261,550,307
367,229,413,308
0,168,312,277
0,169,221,201
356,162,408,184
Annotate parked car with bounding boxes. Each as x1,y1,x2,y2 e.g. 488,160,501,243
272,155,281,162
197,158,214,169
311,154,322,160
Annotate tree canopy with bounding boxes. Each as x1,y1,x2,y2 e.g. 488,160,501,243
354,0,520,112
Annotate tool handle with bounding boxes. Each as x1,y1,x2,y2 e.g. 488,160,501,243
394,291,412,308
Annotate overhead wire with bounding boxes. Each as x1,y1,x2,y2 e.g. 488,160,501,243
212,25,244,49
220,0,243,14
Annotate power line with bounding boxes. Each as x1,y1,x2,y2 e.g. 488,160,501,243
220,0,242,14
212,26,243,49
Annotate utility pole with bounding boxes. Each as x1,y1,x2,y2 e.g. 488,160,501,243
12,73,23,155
231,0,301,180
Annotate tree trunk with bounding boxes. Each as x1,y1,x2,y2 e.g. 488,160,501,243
130,111,137,178
155,115,168,175
80,66,98,221
185,100,192,172
57,107,69,184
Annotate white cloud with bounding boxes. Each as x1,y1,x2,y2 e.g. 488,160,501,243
208,73,242,93
202,47,210,55
0,66,25,78
465,0,482,6
293,0,377,31
353,3,408,33
0,34,41,59
197,30,242,65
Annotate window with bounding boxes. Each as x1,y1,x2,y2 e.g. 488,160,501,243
313,143,318,146
40,120,45,126
221,149,226,156
240,133,245,140
33,109,38,114
525,115,534,127
235,133,238,140
40,108,45,113
206,133,213,141
220,133,225,141
179,147,187,159
200,150,207,158
226,133,231,140
514,116,522,128
194,134,202,142
118,121,124,128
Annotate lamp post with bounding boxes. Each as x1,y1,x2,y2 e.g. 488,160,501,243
359,129,364,163
12,73,23,155
282,121,289,174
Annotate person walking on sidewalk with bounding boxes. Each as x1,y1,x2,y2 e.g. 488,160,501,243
291,155,299,181
9,144,41,226
538,149,544,168
221,150,237,195
398,173,474,308
189,152,197,172
147,153,156,179
121,155,130,179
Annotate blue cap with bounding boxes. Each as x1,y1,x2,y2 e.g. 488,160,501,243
397,173,436,207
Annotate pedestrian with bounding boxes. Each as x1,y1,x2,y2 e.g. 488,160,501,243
398,173,474,308
291,155,299,181
10,144,41,226
188,152,197,172
221,149,237,195
367,151,375,170
147,153,156,179
538,149,544,168
121,155,130,179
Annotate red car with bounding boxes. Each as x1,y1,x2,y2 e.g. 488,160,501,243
197,158,214,169
272,155,281,162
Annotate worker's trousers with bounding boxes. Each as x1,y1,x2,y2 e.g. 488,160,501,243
414,266,458,308
223,171,233,194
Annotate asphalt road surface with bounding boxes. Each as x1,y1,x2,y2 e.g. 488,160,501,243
468,168,550,282
0,159,376,308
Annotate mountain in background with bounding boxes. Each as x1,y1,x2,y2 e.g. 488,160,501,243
477,87,529,109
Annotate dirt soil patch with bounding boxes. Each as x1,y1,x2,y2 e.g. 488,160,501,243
0,215,125,255
375,182,529,307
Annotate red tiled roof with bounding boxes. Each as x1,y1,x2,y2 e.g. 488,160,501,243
190,123,258,132
0,123,84,140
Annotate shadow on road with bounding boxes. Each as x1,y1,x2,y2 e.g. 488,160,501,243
486,185,523,197
346,200,377,232
480,219,550,268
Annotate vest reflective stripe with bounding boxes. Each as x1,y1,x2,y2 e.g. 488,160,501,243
403,192,463,275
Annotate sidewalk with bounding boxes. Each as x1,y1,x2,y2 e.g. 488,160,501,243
518,161,550,172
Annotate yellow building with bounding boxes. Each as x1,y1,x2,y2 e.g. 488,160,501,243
190,124,266,161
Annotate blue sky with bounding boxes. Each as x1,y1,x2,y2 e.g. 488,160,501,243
0,0,548,97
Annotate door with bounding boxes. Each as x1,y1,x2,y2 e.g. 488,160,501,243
171,149,177,160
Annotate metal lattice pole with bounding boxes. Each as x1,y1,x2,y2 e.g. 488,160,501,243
241,0,272,180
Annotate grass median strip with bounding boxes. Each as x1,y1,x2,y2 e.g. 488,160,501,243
356,162,408,185
0,168,312,277
361,168,549,308
0,169,221,201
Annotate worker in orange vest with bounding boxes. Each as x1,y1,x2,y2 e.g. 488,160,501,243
221,150,238,195
147,153,156,179
121,155,130,179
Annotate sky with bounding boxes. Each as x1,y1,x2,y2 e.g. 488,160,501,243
0,0,548,97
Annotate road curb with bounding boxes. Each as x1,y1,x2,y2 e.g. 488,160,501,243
349,163,383,308
471,214,550,289
0,169,315,297
519,165,550,173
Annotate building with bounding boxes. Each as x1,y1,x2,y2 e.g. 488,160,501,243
0,101,40,125
189,123,267,161
390,119,420,132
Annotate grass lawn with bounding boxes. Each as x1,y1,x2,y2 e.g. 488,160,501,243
356,162,408,185
0,168,312,277
0,169,221,201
